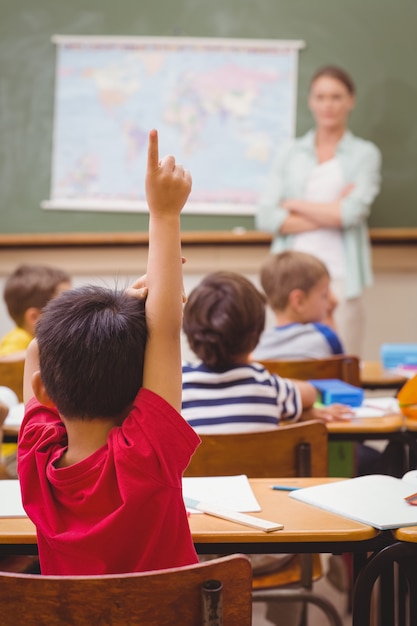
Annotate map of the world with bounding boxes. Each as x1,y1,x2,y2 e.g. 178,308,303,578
44,36,303,215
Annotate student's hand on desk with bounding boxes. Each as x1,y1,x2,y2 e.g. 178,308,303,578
304,404,354,423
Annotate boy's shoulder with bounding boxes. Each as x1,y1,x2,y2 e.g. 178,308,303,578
253,322,343,360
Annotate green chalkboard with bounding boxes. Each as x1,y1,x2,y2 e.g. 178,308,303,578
1,0,416,235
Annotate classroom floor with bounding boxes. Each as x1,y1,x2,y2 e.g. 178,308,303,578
252,554,352,625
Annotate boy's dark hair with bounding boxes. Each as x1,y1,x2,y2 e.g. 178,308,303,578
183,271,266,370
36,286,147,420
260,251,330,312
4,264,71,326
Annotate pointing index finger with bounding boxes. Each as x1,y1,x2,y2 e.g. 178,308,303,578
147,129,159,170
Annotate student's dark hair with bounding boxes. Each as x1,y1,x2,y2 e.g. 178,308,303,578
36,285,147,420
183,271,266,370
4,264,71,326
310,65,356,95
260,251,329,312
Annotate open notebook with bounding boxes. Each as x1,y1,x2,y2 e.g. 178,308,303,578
290,471,417,530
182,474,261,513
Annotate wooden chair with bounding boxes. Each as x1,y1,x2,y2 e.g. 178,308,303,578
185,422,343,626
0,354,25,402
185,420,328,478
257,354,361,386
259,354,361,477
0,554,252,626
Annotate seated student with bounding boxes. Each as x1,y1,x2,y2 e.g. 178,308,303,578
252,250,344,361
0,264,71,356
18,130,200,576
182,271,350,432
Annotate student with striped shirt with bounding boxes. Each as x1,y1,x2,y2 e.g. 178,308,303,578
182,271,350,432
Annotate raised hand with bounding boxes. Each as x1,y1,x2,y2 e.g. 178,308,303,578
145,129,192,217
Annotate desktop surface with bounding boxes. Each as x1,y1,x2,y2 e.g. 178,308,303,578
0,478,377,552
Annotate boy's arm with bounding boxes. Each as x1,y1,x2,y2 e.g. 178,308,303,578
23,339,39,405
295,380,353,423
295,380,318,411
142,130,191,412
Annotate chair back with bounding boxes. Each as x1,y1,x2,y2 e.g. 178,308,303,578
0,554,252,626
257,354,361,387
0,355,25,402
185,420,328,478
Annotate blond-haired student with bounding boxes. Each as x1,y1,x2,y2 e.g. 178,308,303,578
252,250,344,361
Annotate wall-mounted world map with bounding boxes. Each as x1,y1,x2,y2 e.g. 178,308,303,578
43,36,303,215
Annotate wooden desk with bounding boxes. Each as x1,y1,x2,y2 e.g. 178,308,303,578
0,478,378,557
0,517,35,549
394,526,417,543
190,478,377,552
0,478,389,626
327,413,404,442
192,479,416,626
360,361,408,391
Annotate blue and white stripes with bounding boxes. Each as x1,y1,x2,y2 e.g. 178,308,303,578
182,362,301,434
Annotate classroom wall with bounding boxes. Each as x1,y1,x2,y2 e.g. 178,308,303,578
1,0,417,235
2,1,417,360
1,245,416,362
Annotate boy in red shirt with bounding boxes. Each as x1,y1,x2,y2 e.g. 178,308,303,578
18,130,200,575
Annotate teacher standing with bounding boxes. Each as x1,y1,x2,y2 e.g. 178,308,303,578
256,66,381,356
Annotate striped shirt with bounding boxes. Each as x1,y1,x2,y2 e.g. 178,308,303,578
181,361,302,434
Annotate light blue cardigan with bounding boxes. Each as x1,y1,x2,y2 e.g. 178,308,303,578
256,130,382,299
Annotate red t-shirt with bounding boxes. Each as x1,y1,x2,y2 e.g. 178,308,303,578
18,388,200,575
